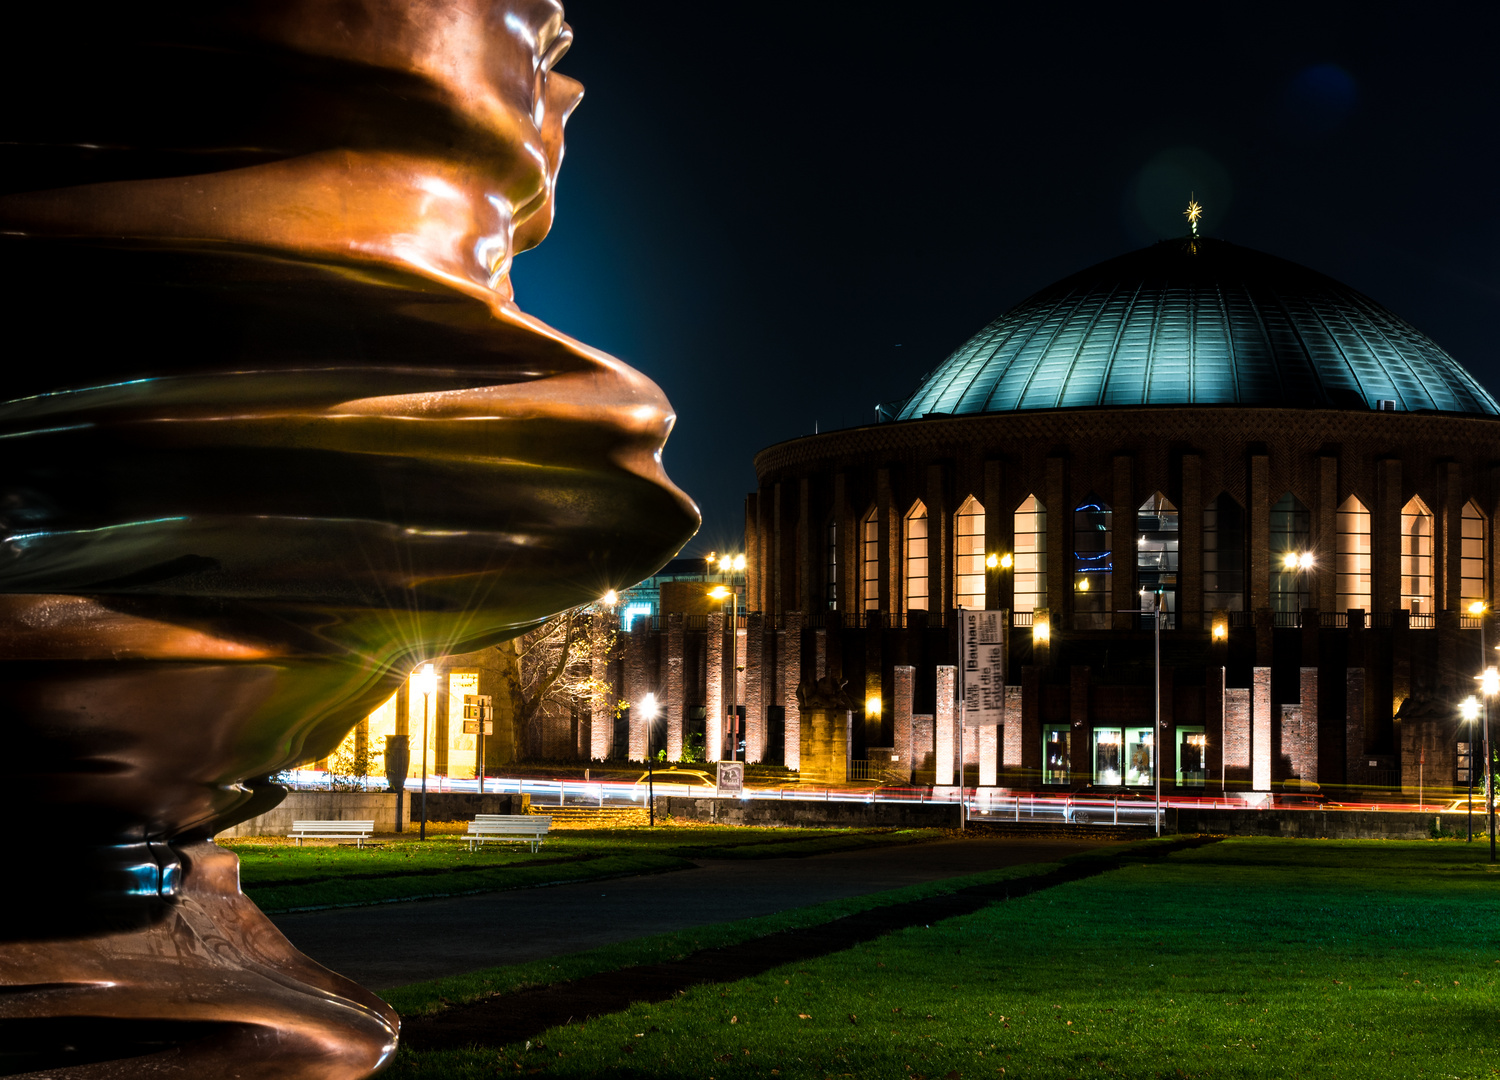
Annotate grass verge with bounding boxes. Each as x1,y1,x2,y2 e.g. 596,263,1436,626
385,838,1500,1079
381,860,1064,1018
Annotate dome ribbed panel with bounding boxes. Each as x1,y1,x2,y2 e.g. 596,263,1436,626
893,239,1499,418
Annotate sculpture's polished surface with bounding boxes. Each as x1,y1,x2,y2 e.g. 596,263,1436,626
0,2,698,1075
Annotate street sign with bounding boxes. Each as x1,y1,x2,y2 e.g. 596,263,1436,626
462,720,493,735
959,609,1005,725
462,694,492,720
716,760,744,795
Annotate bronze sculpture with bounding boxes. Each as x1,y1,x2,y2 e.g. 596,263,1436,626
0,1,698,1075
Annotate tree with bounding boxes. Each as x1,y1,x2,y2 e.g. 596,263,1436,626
497,603,619,759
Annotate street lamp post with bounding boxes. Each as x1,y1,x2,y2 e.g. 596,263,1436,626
1485,666,1498,864
641,692,660,825
415,663,437,841
1461,695,1480,842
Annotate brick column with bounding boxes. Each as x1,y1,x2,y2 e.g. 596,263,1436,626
1003,684,1023,776
1070,665,1091,782
984,459,1007,612
913,714,935,781
893,664,914,781
1046,456,1068,619
935,665,956,785
1345,667,1366,784
1299,667,1318,784
624,616,650,760
590,615,612,761
666,612,685,761
1252,665,1272,791
1375,458,1402,613
705,612,724,763
1180,453,1202,629
978,725,998,786
1112,454,1135,630
814,627,827,679
1317,456,1338,613
1249,453,1270,612
1224,685,1251,789
745,612,765,763
781,611,803,770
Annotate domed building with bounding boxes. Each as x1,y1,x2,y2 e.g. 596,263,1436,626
745,236,1500,798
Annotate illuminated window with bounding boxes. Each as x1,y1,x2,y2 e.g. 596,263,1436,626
1462,500,1486,611
1136,492,1178,629
825,519,838,610
1203,493,1244,615
1014,495,1047,614
1401,496,1434,613
954,495,985,610
620,602,652,629
1042,725,1070,785
1336,495,1371,613
1073,498,1112,629
862,508,879,611
1270,492,1311,615
904,501,929,613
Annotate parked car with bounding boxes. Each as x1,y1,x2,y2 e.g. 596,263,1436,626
633,769,718,789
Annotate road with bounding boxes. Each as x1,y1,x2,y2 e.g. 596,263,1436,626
271,836,1104,990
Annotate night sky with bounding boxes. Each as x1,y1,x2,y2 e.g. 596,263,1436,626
513,2,1500,559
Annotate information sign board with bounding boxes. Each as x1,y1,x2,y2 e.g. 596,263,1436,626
716,760,744,795
960,609,1005,725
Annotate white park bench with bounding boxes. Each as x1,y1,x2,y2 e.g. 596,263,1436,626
287,820,375,848
465,814,552,852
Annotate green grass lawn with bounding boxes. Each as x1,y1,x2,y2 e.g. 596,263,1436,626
224,826,941,911
385,838,1500,1079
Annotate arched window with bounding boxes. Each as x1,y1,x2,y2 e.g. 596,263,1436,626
904,501,929,613
1203,493,1244,614
825,518,838,610
953,496,985,611
862,508,879,611
1073,498,1112,630
1336,495,1371,613
1136,493,1179,629
1401,496,1434,613
1014,495,1047,614
1270,492,1312,615
1462,500,1487,611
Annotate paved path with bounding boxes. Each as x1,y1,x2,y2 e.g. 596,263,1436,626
271,837,1105,990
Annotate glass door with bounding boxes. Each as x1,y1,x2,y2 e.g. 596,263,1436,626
1177,727,1207,787
1124,728,1153,786
1093,727,1123,785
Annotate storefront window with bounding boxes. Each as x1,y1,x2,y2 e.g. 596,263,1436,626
1124,728,1153,786
1043,725,1071,785
1093,727,1122,785
1177,727,1206,787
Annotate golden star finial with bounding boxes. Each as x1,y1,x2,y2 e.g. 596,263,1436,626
1185,195,1203,237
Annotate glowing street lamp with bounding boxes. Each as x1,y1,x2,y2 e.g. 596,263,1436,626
865,695,882,718
1476,664,1499,863
1461,695,1481,842
640,692,661,825
600,589,618,607
414,662,438,841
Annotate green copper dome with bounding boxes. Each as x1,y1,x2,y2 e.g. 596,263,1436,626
894,239,1498,419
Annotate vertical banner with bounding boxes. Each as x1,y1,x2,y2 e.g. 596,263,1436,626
961,609,1005,725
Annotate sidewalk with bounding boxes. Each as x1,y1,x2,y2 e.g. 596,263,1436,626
270,836,1104,990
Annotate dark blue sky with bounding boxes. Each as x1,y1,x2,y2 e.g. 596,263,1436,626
514,1,1500,558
